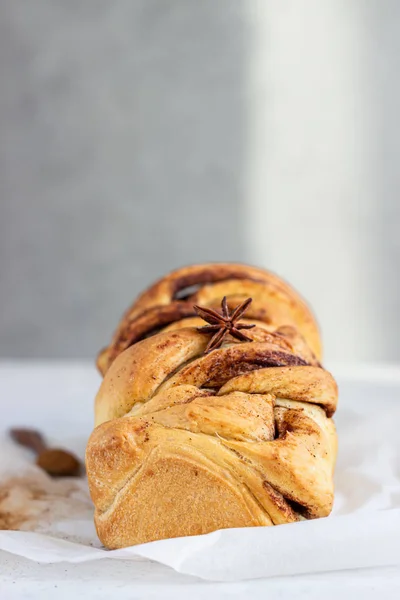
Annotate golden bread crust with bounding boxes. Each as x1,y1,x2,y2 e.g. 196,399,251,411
87,263,337,548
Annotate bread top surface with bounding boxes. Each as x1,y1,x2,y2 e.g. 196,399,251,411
97,263,321,376
95,325,336,427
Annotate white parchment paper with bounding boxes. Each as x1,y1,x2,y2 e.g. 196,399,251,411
1,367,400,581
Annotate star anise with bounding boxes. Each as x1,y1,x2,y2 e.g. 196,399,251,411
193,296,255,354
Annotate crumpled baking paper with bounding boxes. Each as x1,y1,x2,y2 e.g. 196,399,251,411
1,372,400,582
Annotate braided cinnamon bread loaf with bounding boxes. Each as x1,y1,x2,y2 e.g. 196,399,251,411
86,263,337,549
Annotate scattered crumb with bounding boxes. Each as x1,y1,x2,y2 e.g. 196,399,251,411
0,472,96,544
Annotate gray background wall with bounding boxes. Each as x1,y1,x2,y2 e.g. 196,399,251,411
1,1,399,363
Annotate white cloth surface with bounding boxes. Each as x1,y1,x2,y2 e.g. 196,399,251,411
0,362,400,587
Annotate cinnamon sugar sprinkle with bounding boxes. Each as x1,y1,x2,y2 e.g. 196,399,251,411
0,473,94,543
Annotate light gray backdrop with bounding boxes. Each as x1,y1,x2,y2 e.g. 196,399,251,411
1,1,399,363
0,1,248,358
